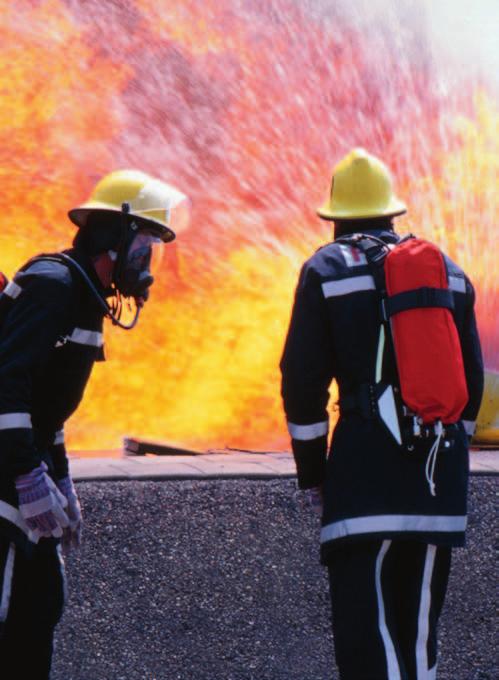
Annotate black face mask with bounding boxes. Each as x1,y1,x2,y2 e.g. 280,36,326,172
116,232,160,300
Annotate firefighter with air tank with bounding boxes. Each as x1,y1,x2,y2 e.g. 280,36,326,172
0,170,187,679
280,148,484,679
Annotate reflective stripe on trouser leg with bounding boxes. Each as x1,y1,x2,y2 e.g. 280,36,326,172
375,540,402,680
57,545,68,607
416,545,437,680
0,543,15,623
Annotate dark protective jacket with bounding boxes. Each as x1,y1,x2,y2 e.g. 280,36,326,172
0,248,106,551
280,229,484,563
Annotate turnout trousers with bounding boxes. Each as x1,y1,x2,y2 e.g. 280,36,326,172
0,537,66,680
327,539,451,680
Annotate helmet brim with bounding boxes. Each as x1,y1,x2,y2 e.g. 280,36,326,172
317,199,407,221
68,205,176,243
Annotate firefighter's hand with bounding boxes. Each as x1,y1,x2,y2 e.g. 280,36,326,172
57,475,83,552
304,485,324,517
15,463,69,542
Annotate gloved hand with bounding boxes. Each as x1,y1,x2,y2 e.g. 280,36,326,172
15,463,69,543
304,485,324,517
57,475,82,551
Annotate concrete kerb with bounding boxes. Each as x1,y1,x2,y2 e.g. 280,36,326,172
67,450,499,482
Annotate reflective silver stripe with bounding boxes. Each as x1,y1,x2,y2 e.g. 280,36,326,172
0,413,32,430
321,514,467,543
427,665,437,680
53,429,65,445
68,328,103,347
462,420,476,436
448,275,466,293
322,275,375,298
376,541,401,680
3,281,22,299
287,420,328,441
416,545,436,680
0,500,30,536
57,545,68,606
0,543,15,622
375,325,385,383
338,244,367,267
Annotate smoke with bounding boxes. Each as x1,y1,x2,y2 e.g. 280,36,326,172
422,0,499,89
306,0,499,87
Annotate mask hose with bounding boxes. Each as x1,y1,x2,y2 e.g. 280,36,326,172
56,254,141,330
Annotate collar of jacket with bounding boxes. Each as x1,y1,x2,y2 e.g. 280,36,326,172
334,228,401,244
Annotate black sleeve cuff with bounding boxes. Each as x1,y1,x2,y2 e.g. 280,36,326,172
292,436,327,489
50,443,70,479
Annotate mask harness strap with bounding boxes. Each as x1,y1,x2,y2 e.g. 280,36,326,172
30,202,141,331
56,253,141,330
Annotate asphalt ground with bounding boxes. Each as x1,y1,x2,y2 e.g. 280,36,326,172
52,476,497,680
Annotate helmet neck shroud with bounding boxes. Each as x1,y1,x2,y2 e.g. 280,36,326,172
72,211,122,256
72,203,155,293
71,203,155,329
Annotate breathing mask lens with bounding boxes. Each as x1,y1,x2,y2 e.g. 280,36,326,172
119,231,162,300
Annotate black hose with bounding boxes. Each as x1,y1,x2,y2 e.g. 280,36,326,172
39,254,141,330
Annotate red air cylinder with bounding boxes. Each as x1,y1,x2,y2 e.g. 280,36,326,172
385,238,468,424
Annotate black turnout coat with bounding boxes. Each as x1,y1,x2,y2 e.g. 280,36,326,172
280,229,484,564
0,248,106,551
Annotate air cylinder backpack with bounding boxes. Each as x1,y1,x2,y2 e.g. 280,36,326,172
337,233,469,495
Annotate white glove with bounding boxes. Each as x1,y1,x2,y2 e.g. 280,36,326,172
57,475,82,551
15,463,69,543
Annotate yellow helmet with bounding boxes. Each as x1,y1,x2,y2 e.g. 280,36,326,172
317,148,407,221
68,169,186,243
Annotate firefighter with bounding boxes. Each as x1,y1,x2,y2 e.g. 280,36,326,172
0,169,184,679
280,149,484,679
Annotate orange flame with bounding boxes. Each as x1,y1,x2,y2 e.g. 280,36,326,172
0,0,497,451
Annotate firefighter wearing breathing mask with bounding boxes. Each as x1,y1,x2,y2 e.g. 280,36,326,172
0,169,186,679
280,149,483,680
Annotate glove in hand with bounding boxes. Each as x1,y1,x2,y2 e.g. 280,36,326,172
57,475,82,551
15,462,69,542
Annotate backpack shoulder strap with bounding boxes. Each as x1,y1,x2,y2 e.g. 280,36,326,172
336,232,415,294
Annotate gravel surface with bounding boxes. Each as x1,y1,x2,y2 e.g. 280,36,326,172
52,477,497,680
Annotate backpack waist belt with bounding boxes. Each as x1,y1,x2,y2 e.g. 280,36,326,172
339,384,459,438
339,383,386,419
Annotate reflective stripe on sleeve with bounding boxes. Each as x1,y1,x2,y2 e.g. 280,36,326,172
3,281,22,299
0,413,32,430
322,275,375,298
287,420,329,441
0,501,30,536
462,420,476,436
448,275,466,293
321,514,467,543
68,328,103,347
53,429,65,445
